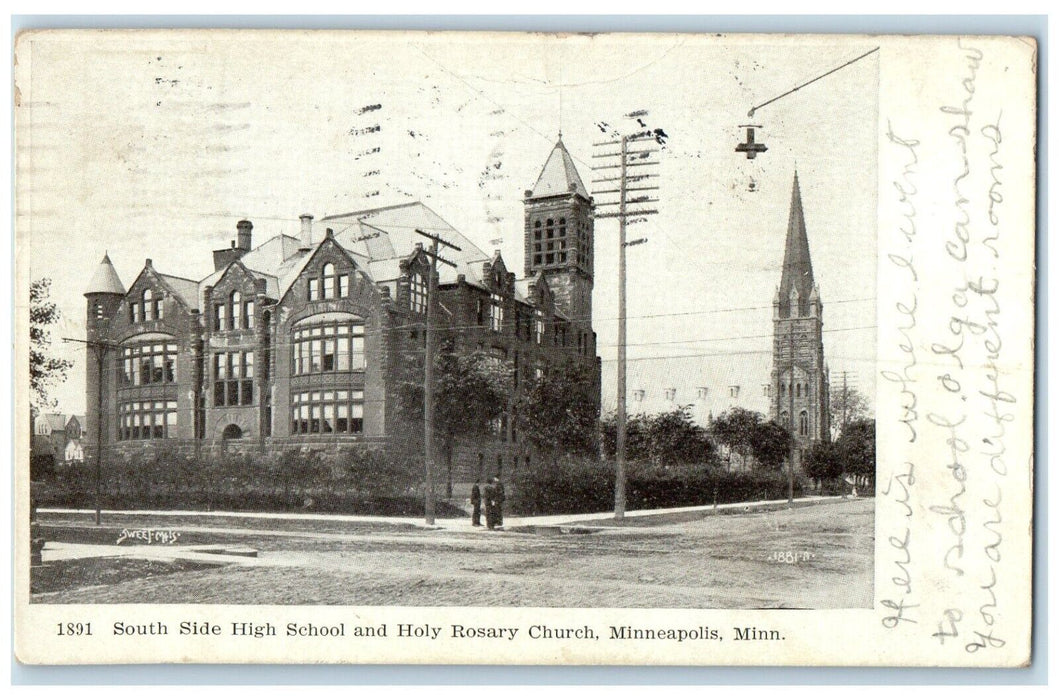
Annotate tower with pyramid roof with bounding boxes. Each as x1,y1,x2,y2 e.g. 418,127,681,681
523,138,595,334
771,173,831,468
84,253,126,451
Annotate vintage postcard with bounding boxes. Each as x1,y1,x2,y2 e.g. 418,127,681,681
13,30,1036,666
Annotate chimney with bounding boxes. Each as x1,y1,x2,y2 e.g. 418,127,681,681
299,214,314,250
236,220,253,251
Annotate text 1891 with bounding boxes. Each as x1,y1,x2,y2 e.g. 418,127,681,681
57,622,92,636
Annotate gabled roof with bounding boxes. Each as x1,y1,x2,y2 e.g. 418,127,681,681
239,234,301,273
157,273,199,309
39,413,67,433
528,139,590,200
779,171,816,304
197,259,280,311
85,253,125,295
322,202,491,287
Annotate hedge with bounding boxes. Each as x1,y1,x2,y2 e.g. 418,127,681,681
508,456,807,516
34,444,465,517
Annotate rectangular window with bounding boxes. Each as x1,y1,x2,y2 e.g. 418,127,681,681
129,303,139,324
292,321,366,375
215,304,226,331
339,275,350,298
308,279,319,301
155,299,164,320
244,300,254,329
290,388,364,435
117,400,178,441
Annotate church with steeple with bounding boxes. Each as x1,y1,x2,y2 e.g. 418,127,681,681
770,172,831,468
82,138,600,484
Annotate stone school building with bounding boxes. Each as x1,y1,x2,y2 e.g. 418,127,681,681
84,140,601,482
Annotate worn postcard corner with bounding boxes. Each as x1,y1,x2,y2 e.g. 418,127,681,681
14,29,1036,667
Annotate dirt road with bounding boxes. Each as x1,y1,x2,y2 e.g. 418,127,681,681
32,499,874,608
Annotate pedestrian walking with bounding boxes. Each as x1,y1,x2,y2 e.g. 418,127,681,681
470,479,482,527
483,478,497,529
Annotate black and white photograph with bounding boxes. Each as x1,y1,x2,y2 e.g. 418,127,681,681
14,29,1035,667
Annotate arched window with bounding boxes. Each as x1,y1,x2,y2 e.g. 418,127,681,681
781,410,790,427
230,291,241,329
796,382,801,398
800,410,809,436
322,263,336,299
143,289,154,321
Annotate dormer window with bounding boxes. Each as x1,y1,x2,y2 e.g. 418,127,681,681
143,289,154,321
729,385,740,398
633,390,645,402
664,388,676,402
697,387,708,399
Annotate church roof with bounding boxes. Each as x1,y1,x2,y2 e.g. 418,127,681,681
779,171,816,303
85,253,125,295
527,139,590,200
602,352,773,426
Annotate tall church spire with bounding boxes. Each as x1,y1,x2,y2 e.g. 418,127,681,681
778,171,815,317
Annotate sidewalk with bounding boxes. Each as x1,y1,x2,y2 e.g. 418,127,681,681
39,494,849,532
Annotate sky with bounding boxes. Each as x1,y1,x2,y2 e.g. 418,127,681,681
17,31,877,416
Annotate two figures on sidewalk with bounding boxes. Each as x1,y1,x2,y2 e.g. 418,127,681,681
471,476,505,530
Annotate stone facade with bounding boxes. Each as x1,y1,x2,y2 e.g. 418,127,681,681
770,173,831,471
84,140,601,490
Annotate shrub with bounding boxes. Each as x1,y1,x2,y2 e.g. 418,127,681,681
32,442,437,516
508,457,805,516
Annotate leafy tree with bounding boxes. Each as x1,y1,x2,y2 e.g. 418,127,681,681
830,385,871,438
600,408,714,467
836,419,875,485
397,345,512,495
517,360,599,463
709,407,792,471
751,420,792,470
600,412,650,462
803,442,844,486
30,278,73,411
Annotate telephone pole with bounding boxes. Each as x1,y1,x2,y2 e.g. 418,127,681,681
592,130,660,520
63,336,120,525
414,228,461,526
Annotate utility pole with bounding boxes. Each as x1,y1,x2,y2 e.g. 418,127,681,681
414,228,460,526
592,129,659,520
841,370,849,433
63,336,120,525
